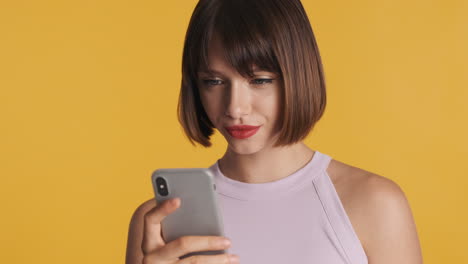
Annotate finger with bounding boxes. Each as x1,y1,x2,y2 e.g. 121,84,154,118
155,235,232,260
141,198,181,254
143,249,237,264
178,253,240,264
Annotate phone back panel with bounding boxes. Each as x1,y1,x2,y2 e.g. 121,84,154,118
151,168,226,258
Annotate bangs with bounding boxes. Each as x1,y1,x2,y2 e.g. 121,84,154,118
191,0,282,79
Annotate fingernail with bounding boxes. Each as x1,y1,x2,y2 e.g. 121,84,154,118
229,254,240,263
171,198,180,206
218,238,231,247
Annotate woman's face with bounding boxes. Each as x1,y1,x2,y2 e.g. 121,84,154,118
197,36,282,155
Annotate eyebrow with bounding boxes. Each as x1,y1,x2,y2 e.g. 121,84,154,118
197,67,272,75
197,69,223,74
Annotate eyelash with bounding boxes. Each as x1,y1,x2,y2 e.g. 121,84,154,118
201,78,274,86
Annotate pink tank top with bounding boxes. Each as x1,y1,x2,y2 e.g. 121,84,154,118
208,150,368,264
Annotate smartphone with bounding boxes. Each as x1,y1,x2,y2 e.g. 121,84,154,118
151,168,226,259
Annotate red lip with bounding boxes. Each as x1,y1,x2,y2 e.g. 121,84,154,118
225,125,261,139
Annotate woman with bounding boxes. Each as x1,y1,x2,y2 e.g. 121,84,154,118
126,0,423,263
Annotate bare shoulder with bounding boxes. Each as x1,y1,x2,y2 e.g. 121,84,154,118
326,159,403,208
327,159,423,264
125,198,156,264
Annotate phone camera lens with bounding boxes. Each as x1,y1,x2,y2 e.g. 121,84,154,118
155,177,169,196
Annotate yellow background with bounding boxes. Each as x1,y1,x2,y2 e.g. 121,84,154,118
1,0,466,263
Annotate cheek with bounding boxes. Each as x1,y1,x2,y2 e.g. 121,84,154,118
254,93,280,117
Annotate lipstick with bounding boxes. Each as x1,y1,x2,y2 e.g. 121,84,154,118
225,125,261,139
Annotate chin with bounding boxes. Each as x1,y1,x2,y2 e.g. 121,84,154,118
227,140,266,155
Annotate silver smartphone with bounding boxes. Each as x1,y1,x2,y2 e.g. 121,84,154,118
151,168,226,259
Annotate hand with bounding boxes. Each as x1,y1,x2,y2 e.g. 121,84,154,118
141,197,240,263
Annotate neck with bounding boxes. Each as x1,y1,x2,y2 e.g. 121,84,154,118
218,142,315,184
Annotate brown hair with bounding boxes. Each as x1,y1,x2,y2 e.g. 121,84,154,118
177,0,327,147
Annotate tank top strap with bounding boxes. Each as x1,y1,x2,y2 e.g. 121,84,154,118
312,152,369,264
312,150,333,174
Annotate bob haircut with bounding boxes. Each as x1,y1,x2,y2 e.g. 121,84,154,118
178,0,326,147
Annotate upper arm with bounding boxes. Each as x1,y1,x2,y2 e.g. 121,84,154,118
362,175,424,264
125,198,156,264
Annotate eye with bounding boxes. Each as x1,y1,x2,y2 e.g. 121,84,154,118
200,78,274,87
251,78,274,85
201,79,223,86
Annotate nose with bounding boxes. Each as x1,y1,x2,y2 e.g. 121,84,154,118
224,80,251,119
